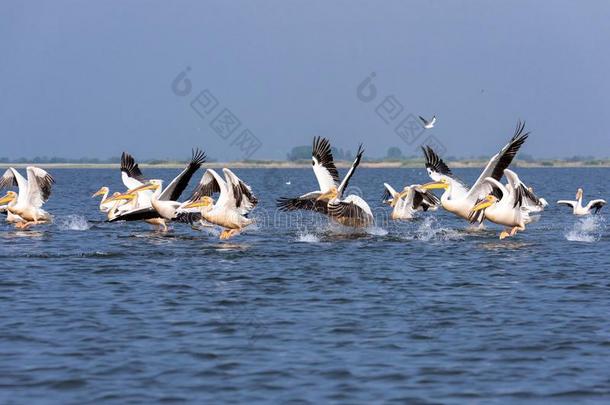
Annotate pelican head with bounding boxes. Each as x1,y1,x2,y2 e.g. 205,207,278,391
576,188,583,200
92,186,109,198
0,191,17,205
421,178,450,191
185,196,214,209
316,186,338,201
472,195,498,212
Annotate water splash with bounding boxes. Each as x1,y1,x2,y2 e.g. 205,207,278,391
565,215,605,243
405,217,463,242
297,233,320,243
56,215,91,231
366,226,388,236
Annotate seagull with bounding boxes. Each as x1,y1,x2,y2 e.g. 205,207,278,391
419,115,436,129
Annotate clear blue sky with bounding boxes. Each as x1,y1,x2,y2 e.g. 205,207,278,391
2,1,609,161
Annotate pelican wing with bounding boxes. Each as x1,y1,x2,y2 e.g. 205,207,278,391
277,191,330,214
121,152,146,190
504,169,540,208
174,211,203,224
0,168,19,189
465,120,529,203
412,187,440,211
422,146,453,180
190,169,222,202
557,200,577,209
328,196,373,225
158,148,206,201
223,168,257,213
382,183,398,204
586,199,606,213
337,144,364,197
418,116,429,126
311,136,339,192
429,116,436,126
108,206,159,222
25,167,54,208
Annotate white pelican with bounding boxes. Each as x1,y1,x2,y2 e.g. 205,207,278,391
180,168,258,239
421,120,529,222
91,152,151,219
419,115,436,129
382,183,439,220
107,149,206,230
558,188,606,216
0,167,54,228
469,169,533,239
277,137,373,227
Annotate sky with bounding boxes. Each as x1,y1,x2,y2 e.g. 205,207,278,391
2,1,610,161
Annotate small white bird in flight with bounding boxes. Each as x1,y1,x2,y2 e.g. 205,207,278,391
419,115,436,129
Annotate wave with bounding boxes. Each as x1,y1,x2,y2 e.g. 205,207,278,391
564,215,605,243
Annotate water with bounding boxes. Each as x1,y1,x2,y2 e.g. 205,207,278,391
1,167,609,403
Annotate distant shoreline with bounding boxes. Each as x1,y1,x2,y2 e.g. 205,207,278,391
2,161,610,169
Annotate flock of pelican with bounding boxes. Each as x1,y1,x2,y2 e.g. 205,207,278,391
0,121,606,239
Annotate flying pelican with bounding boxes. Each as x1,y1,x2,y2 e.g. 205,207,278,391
419,115,436,129
277,137,373,227
558,188,606,215
0,167,54,228
420,120,529,222
469,169,533,239
382,183,439,220
180,168,258,239
107,149,206,230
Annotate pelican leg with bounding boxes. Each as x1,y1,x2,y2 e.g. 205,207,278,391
499,229,511,240
219,229,231,240
510,225,525,236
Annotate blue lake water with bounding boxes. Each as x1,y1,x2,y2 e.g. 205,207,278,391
1,167,609,404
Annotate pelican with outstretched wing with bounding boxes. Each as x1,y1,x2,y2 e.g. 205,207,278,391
106,149,206,230
0,167,54,228
180,168,258,239
421,120,529,222
558,188,606,216
277,137,373,227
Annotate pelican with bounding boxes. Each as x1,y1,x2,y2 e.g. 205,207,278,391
470,169,533,239
419,115,436,129
558,188,606,215
107,149,206,230
421,120,529,222
382,183,439,220
277,137,373,227
91,152,152,219
181,168,258,239
0,167,54,229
